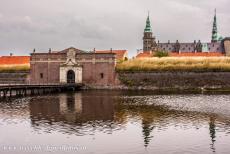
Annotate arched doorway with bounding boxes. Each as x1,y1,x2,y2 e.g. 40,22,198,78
67,70,75,83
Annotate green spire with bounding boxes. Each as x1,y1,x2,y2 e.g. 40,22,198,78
212,9,218,42
144,12,152,32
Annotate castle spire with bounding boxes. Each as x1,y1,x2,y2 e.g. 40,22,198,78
212,9,218,42
144,12,152,32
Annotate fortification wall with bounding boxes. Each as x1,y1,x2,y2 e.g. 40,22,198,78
116,72,230,91
0,72,29,84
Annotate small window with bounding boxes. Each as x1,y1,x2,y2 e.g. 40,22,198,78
100,73,104,79
40,73,43,79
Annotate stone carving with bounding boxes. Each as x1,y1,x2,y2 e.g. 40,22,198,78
66,48,77,64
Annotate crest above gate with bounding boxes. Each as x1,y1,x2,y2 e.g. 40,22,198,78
60,48,82,66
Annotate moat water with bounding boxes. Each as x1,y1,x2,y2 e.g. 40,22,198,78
1,90,230,154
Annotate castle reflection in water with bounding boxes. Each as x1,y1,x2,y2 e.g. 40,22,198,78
26,91,230,150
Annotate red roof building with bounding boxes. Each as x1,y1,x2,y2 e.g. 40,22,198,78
96,50,128,61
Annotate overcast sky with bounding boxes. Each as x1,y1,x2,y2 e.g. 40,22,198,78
0,0,230,57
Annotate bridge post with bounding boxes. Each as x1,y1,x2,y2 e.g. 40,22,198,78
3,90,7,98
31,89,34,95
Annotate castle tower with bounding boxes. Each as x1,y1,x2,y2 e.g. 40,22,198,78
143,13,157,52
211,9,218,43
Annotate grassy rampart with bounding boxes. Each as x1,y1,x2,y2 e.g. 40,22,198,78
116,57,230,72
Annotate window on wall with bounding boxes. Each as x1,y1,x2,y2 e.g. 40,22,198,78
100,73,104,79
40,73,43,79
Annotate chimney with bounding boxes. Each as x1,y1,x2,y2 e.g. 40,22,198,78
168,40,170,44
33,48,36,53
93,48,96,53
110,48,113,53
49,48,51,53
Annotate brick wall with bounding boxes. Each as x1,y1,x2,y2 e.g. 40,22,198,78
30,52,116,86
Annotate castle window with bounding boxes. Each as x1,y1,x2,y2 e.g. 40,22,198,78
217,48,219,51
40,73,43,79
100,73,104,79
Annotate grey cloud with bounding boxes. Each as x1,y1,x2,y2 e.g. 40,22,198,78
0,0,229,57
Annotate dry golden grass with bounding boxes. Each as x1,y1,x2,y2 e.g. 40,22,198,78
0,64,30,72
116,57,230,72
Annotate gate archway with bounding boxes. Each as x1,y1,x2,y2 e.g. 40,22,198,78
67,70,75,83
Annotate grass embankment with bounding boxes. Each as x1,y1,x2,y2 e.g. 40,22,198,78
116,57,230,72
0,64,30,73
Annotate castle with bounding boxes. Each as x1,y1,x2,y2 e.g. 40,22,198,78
138,10,230,57
30,47,118,86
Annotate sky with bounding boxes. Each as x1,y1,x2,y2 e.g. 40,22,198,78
0,0,230,57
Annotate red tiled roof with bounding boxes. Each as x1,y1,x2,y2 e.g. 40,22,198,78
136,51,225,58
169,52,224,57
136,51,153,58
0,56,30,65
96,50,128,60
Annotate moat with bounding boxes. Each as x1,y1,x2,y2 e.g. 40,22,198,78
1,90,230,154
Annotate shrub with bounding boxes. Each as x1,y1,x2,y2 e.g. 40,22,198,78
154,51,169,58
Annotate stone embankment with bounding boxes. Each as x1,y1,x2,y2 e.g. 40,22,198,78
0,72,29,84
115,71,230,92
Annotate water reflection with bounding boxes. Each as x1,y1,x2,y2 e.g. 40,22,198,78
1,91,230,154
29,92,116,135
209,116,216,153
28,92,230,149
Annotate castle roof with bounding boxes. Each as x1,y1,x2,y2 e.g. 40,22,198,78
144,13,152,33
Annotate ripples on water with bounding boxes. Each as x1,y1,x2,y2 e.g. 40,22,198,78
0,91,230,154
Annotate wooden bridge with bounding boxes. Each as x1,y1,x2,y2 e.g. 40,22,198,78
0,83,83,98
